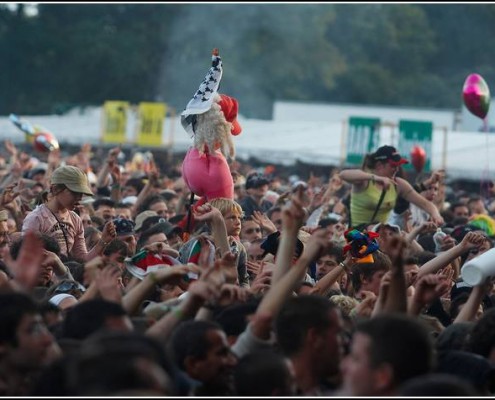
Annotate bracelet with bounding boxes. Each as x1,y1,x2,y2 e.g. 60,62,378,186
339,262,348,272
99,239,109,247
111,184,121,190
370,174,376,184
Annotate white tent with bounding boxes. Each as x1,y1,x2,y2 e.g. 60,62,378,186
0,107,494,181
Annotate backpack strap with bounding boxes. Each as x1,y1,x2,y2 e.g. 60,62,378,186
369,188,387,225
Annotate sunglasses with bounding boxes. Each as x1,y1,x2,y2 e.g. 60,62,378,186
55,281,86,293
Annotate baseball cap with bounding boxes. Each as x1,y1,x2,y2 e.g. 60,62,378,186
371,222,401,233
245,173,270,190
135,211,158,232
373,145,408,166
50,166,93,196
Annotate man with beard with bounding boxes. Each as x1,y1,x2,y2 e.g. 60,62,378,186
169,320,238,396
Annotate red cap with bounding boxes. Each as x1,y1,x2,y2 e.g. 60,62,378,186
219,94,242,136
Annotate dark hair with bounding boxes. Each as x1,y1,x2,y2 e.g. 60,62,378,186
213,298,261,337
168,320,224,370
64,261,85,284
0,291,38,346
137,222,172,250
115,202,133,210
92,197,115,211
319,243,345,263
102,238,128,257
136,194,167,216
349,250,391,295
414,250,437,266
124,177,145,195
449,292,470,321
466,308,495,358
234,350,294,396
266,206,282,220
399,373,478,396
355,314,434,387
436,350,495,394
275,295,337,357
10,233,61,260
66,330,177,396
61,299,128,340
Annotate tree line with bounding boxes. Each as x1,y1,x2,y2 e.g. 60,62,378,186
2,3,494,119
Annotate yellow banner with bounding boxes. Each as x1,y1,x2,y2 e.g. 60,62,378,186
101,101,129,144
136,102,166,147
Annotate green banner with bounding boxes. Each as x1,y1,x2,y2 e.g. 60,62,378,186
346,117,381,165
398,120,433,173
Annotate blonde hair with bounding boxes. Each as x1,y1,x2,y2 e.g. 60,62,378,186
208,198,244,218
330,295,360,318
194,93,235,159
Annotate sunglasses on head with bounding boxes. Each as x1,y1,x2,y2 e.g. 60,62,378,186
55,281,86,293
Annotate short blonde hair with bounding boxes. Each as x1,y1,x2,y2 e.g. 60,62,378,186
208,198,244,218
330,294,360,318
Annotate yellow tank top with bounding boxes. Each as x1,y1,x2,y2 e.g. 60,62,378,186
350,179,398,226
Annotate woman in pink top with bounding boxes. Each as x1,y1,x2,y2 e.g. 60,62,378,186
22,166,116,262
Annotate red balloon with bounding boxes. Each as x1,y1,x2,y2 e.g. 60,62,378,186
33,132,59,153
410,145,426,173
463,73,490,119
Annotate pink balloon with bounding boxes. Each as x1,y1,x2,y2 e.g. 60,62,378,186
463,73,490,119
410,145,426,173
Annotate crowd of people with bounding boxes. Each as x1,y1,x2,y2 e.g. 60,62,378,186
0,139,495,396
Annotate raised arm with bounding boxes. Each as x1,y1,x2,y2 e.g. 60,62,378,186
397,177,443,226
251,226,331,340
272,187,306,283
417,231,486,279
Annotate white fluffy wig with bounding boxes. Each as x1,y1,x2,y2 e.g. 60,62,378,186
194,93,235,159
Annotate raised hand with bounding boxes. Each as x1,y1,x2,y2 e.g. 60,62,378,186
4,230,44,290
100,220,117,244
460,231,487,252
281,187,306,233
95,264,123,303
413,273,451,308
0,183,20,207
143,241,180,259
193,203,224,224
252,210,277,234
300,227,332,263
353,290,377,318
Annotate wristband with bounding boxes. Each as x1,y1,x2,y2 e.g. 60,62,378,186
99,239,109,247
339,262,348,272
370,174,376,184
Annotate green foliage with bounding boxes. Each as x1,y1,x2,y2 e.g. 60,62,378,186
1,4,495,118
